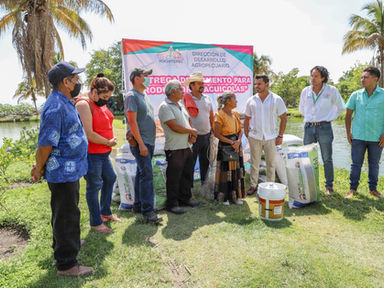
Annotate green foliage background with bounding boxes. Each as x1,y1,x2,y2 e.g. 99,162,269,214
85,42,123,108
270,68,310,107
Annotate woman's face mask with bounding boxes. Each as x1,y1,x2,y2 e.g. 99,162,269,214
94,98,109,107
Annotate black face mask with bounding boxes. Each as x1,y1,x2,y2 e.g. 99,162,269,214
70,83,82,98
94,98,109,107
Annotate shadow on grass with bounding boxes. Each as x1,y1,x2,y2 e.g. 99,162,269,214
160,196,287,240
322,191,384,221
261,217,292,229
122,214,160,247
29,227,114,287
283,199,332,217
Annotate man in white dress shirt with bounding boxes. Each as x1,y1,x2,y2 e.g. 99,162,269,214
244,74,287,195
299,66,345,195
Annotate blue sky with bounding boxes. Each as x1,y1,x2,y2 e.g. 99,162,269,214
0,0,374,105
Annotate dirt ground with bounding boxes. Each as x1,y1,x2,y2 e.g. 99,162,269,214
8,182,32,190
0,228,28,261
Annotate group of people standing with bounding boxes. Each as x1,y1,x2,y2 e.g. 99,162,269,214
126,65,384,212
30,61,384,277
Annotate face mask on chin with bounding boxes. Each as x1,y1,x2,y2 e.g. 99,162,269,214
70,83,82,98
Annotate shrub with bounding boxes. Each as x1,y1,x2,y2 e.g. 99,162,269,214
0,103,35,118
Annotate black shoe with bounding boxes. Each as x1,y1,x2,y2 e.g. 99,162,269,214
167,206,185,214
143,211,163,224
181,199,200,207
133,206,141,214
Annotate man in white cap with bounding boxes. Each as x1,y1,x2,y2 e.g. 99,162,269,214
183,72,214,193
31,61,93,277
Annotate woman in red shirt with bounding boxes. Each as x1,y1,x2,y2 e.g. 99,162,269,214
76,73,120,233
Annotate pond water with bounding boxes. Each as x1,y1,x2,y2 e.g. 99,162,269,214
0,121,39,146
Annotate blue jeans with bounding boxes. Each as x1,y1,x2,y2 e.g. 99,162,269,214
350,139,383,191
130,143,155,215
84,151,116,226
304,122,334,188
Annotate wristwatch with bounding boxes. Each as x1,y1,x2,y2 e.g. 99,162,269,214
277,135,283,138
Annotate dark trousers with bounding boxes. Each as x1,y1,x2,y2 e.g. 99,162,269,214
350,139,383,191
165,148,194,208
48,181,81,271
192,133,211,185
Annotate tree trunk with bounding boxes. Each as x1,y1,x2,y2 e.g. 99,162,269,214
31,90,38,114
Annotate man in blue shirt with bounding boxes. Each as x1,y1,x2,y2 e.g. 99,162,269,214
345,66,384,199
31,61,92,277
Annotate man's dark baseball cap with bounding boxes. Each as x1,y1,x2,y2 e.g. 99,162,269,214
130,68,152,83
48,61,85,85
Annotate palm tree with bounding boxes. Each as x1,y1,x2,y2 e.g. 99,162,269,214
0,0,114,97
52,52,77,67
253,53,273,76
13,77,43,113
342,0,384,87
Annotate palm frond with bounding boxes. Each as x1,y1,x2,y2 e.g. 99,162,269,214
53,26,65,59
73,0,114,22
0,10,18,34
53,4,92,48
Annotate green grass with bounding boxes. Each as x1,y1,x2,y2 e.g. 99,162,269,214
1,121,384,287
1,167,384,287
287,108,302,118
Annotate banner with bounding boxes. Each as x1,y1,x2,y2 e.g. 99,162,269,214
122,39,253,116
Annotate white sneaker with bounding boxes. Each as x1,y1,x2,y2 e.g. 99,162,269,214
223,200,230,206
234,199,243,205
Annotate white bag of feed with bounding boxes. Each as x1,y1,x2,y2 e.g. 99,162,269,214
284,143,320,208
114,153,136,210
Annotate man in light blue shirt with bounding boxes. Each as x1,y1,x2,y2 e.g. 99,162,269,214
345,66,384,199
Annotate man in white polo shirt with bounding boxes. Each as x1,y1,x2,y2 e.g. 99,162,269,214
244,74,287,195
299,66,345,196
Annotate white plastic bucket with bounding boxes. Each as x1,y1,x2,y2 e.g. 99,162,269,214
258,182,287,221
